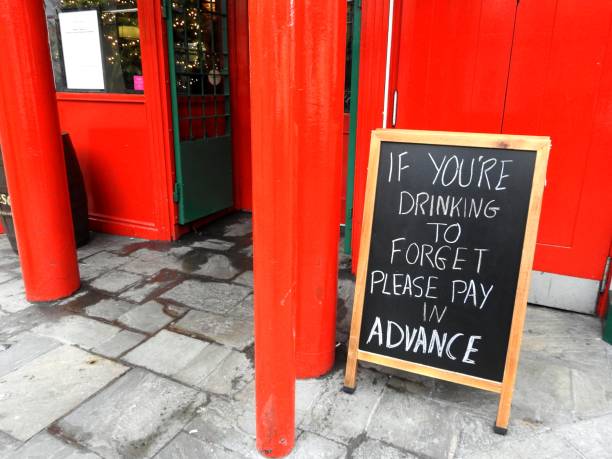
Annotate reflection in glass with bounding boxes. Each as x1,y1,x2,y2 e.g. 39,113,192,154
45,0,144,93
171,0,231,140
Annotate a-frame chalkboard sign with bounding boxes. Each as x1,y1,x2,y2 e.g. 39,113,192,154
344,129,550,434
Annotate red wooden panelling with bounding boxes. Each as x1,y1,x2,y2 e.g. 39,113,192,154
351,0,392,272
503,0,612,280
392,0,516,132
138,0,177,240
56,95,162,239
352,0,516,271
352,0,611,284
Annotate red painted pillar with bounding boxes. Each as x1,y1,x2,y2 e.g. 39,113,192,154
249,0,297,456
0,2,80,301
295,1,347,378
250,0,346,453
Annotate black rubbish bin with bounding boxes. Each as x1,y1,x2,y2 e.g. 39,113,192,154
0,132,90,254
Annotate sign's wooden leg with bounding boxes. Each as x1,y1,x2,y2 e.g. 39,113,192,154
494,385,513,435
343,337,359,393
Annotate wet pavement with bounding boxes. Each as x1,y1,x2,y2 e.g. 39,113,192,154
0,212,611,458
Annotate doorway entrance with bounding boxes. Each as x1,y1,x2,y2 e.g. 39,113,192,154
166,0,234,225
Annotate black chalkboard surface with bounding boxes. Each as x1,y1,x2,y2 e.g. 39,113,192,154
359,142,535,381
344,130,550,434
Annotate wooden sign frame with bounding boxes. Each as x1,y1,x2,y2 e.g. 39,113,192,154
343,129,551,434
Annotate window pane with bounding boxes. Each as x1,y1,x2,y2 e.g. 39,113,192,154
45,0,144,93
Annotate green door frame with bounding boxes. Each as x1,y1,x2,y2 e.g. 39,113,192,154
165,1,183,205
165,0,234,225
344,0,362,254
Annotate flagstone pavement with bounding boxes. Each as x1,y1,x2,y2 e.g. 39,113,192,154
0,212,611,458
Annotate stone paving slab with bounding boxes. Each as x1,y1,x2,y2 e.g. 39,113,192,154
123,330,209,375
32,315,122,350
198,349,252,396
367,386,460,458
92,329,147,359
118,270,182,304
84,298,133,322
288,432,347,459
522,306,607,368
8,432,99,459
0,293,30,314
80,251,129,270
0,345,127,441
0,431,20,457
0,271,14,284
511,356,574,426
161,280,250,314
233,270,253,287
223,219,252,237
0,332,61,378
240,245,253,257
118,280,165,303
78,263,111,282
185,397,258,458
156,432,243,459
1,279,26,297
173,309,254,350
191,254,239,280
117,301,174,333
90,270,144,294
300,368,385,444
352,438,416,458
77,234,139,259
0,278,30,313
228,294,254,320
78,251,130,282
555,413,612,458
173,344,233,389
191,238,235,251
0,306,69,342
123,330,250,395
461,430,583,459
56,369,207,459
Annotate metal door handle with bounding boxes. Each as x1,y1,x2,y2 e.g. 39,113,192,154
392,90,398,127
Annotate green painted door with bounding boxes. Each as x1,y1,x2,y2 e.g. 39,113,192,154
166,0,233,224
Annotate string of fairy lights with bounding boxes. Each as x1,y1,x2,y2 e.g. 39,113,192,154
171,1,224,92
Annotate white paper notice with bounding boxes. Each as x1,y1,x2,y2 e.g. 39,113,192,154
59,10,105,90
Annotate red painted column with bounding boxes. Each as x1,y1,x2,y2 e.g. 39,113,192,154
295,1,347,378
249,1,297,456
0,2,80,301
